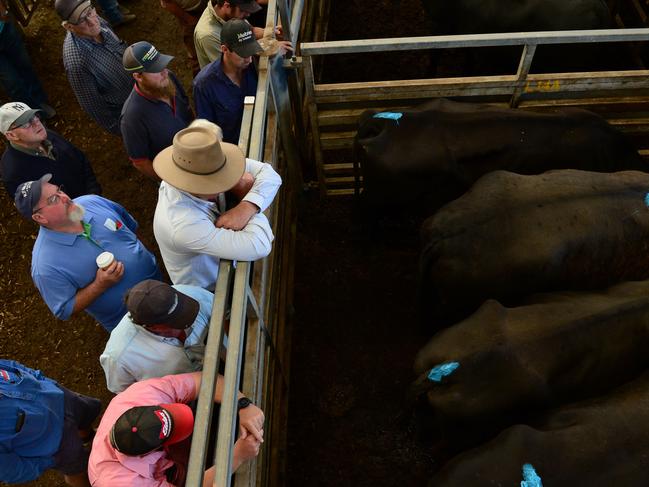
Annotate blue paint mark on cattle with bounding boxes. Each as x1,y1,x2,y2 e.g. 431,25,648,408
427,362,459,382
373,112,403,125
521,464,543,487
644,193,649,207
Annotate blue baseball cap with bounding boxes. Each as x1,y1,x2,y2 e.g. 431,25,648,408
123,41,174,73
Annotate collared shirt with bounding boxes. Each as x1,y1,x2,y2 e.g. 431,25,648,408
193,2,225,69
31,195,161,331
62,18,133,135
0,360,64,484
153,158,282,290
9,139,54,159
119,72,193,162
193,57,258,144
1,129,102,198
88,373,198,487
100,285,214,393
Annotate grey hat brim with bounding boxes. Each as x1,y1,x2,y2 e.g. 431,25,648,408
144,53,174,73
2,108,41,134
232,39,263,58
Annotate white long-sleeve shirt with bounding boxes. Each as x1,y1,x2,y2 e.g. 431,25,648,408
153,158,282,291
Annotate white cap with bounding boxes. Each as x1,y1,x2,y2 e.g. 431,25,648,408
0,102,41,134
96,251,115,269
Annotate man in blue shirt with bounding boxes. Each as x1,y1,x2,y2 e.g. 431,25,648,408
0,359,101,486
120,41,194,180
15,174,161,331
193,19,261,144
193,19,292,144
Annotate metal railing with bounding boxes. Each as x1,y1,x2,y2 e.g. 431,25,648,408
300,28,649,195
185,0,303,485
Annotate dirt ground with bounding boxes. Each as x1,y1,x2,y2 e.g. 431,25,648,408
0,1,194,485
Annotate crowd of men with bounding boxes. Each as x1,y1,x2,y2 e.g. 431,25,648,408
0,0,288,484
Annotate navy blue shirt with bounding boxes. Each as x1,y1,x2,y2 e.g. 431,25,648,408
193,57,257,144
1,129,102,199
119,71,193,161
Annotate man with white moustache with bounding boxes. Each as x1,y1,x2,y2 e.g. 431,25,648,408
15,175,161,331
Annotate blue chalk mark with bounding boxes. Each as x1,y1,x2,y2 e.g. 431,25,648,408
521,463,543,487
427,362,459,382
373,112,403,125
644,193,649,207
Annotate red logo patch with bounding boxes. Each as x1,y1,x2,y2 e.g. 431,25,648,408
116,220,123,230
0,370,9,381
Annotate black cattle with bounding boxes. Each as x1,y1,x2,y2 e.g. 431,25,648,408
421,0,612,35
420,170,649,322
412,281,649,436
420,0,625,74
355,99,644,216
430,370,649,486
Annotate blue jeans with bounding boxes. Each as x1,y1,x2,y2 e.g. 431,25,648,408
0,19,48,106
96,0,123,24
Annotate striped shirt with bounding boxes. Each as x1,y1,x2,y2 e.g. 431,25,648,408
62,18,134,135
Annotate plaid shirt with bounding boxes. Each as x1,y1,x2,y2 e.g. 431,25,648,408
62,18,134,135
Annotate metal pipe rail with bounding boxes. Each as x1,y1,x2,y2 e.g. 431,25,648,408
186,0,302,486
300,28,649,195
300,28,649,55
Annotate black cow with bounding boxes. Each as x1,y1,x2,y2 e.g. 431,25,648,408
355,99,644,216
421,0,612,35
430,370,649,486
420,0,625,74
420,170,649,322
412,281,649,437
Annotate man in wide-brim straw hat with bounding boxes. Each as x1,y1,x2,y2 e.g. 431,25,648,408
152,119,281,291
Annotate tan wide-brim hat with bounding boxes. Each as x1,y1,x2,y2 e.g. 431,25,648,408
153,126,245,195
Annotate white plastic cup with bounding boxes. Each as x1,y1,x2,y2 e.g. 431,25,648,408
96,251,115,270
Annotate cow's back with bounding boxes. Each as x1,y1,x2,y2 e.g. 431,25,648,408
420,170,649,321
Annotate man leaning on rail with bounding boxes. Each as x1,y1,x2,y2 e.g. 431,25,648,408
87,371,264,486
153,119,281,292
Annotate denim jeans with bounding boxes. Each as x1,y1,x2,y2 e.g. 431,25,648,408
0,19,48,106
96,0,123,24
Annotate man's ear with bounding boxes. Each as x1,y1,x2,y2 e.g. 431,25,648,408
32,212,46,225
62,21,75,32
220,44,228,54
5,130,18,143
132,72,142,83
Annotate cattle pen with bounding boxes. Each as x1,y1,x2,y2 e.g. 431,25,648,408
153,0,649,485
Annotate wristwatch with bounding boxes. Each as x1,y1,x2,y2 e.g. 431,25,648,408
237,396,252,410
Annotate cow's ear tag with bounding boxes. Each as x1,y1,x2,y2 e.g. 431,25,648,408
427,361,459,382
373,112,403,125
521,463,543,487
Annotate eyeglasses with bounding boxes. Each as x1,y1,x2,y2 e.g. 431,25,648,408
10,114,40,131
33,185,65,214
73,6,97,25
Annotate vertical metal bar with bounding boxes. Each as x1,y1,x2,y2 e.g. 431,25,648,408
213,262,252,487
185,260,233,487
270,54,304,190
511,43,536,107
250,55,270,161
239,97,256,152
290,0,305,46
276,0,292,44
303,54,326,195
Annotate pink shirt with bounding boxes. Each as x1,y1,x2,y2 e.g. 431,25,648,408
88,373,198,486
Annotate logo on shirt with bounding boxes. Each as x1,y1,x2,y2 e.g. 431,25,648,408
0,370,10,381
154,409,172,439
103,218,123,231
